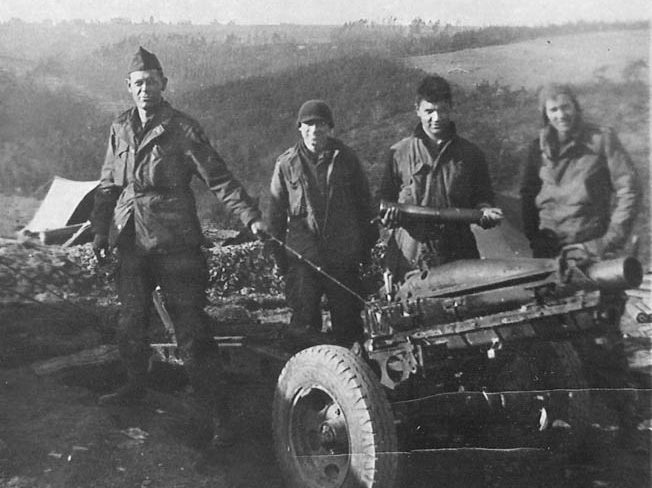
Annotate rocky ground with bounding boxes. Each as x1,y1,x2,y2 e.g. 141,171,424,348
0,296,651,488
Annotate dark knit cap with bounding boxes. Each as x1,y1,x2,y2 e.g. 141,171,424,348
416,75,452,103
296,100,334,127
128,46,162,74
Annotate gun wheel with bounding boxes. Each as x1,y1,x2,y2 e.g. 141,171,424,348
273,345,398,488
495,340,591,453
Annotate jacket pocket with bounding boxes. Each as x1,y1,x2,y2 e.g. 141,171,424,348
114,143,131,186
445,160,471,203
146,144,188,189
403,162,429,204
287,174,307,217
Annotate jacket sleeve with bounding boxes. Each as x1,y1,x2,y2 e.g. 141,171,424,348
592,128,639,253
90,125,121,237
185,124,261,227
469,146,495,209
520,139,543,241
268,158,289,241
377,149,400,203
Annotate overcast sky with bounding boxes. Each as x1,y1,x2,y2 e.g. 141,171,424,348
0,0,649,26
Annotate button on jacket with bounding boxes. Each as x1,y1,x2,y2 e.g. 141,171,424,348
91,101,260,252
520,122,638,255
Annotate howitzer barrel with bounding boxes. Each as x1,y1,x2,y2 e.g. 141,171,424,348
585,256,643,290
379,200,483,225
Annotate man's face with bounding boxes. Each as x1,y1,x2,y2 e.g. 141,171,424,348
416,99,452,140
126,70,167,112
299,120,331,153
545,94,578,137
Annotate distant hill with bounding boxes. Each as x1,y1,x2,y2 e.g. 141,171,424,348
0,21,336,63
3,20,645,107
407,29,649,90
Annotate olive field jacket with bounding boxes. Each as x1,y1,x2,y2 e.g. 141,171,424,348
520,122,638,256
91,101,260,253
379,124,494,275
268,138,377,265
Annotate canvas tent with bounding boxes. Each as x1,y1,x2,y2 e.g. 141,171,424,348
20,176,99,246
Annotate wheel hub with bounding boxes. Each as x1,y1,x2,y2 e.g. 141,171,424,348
290,387,350,486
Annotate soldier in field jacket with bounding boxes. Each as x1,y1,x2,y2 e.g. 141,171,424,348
520,83,639,260
378,75,503,280
91,47,268,449
268,100,377,346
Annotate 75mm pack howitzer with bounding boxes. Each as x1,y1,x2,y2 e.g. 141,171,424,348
364,252,641,389
270,202,644,488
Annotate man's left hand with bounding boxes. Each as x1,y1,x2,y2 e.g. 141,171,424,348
250,219,270,240
562,238,604,266
479,207,504,229
561,243,593,267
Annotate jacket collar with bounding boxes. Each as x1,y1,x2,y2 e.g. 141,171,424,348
414,121,457,145
117,100,174,151
288,137,340,180
411,122,457,174
539,120,600,159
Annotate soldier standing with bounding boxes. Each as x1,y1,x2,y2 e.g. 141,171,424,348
91,47,268,448
520,82,639,261
379,75,503,279
268,100,377,346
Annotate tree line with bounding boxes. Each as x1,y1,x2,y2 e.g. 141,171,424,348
21,20,648,106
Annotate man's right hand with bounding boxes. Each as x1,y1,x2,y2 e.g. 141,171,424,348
379,204,400,228
250,219,270,240
479,207,504,229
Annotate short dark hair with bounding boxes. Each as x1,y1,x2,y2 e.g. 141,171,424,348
416,75,452,104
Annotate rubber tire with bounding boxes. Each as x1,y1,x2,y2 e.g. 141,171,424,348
495,340,591,452
273,345,398,488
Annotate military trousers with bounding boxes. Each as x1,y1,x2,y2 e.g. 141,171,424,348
115,241,230,420
285,258,364,346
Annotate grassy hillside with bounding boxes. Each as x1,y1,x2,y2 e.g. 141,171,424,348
0,195,39,237
407,29,649,90
175,55,424,225
0,70,108,194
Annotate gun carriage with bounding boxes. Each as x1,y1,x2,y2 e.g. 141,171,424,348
271,202,643,488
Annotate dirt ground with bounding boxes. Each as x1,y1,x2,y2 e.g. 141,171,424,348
1,299,651,488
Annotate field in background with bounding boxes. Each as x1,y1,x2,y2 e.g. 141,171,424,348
408,29,649,89
0,194,39,238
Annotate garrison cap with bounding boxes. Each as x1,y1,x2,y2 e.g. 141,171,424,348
128,46,162,73
297,99,334,128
